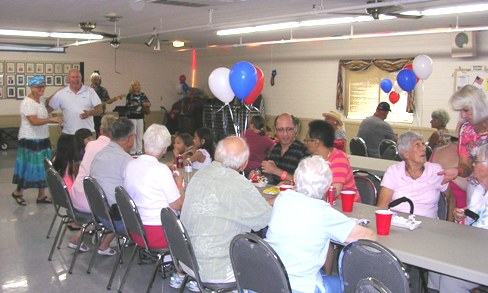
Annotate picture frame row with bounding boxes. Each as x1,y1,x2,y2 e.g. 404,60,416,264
0,74,69,86
0,87,26,99
0,62,80,74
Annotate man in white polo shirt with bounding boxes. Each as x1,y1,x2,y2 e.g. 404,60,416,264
47,68,102,135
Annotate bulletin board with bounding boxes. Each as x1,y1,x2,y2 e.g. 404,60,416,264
454,68,488,94
0,61,83,99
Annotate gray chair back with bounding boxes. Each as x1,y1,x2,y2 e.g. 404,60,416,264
160,207,236,293
379,139,396,158
356,277,392,293
339,240,410,293
354,175,377,205
437,192,448,221
84,176,117,232
353,170,382,199
230,233,292,293
425,145,433,161
350,137,368,157
381,145,400,161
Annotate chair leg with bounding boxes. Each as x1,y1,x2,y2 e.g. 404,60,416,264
57,223,69,249
46,213,58,239
108,237,127,290
87,228,104,274
146,253,163,293
48,216,67,261
118,246,139,293
69,223,90,274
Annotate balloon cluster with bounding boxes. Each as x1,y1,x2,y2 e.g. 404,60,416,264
380,55,433,104
179,74,189,92
208,61,264,105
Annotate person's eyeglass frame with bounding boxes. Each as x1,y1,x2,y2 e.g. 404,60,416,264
275,127,296,134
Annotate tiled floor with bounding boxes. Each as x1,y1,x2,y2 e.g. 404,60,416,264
0,149,187,293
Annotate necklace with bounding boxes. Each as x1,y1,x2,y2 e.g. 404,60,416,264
406,165,425,180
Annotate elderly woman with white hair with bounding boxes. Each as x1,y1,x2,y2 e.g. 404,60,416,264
124,124,184,249
428,109,451,149
377,131,448,218
266,156,376,293
442,85,488,182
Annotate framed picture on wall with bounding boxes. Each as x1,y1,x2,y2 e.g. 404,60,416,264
0,62,4,73
35,63,44,74
54,63,62,74
16,62,25,73
17,75,25,86
7,75,15,85
7,87,15,98
6,62,15,73
0,87,3,99
63,63,72,73
0,75,3,86
73,64,80,70
64,75,68,85
17,87,26,99
26,63,35,74
45,63,53,74
26,75,34,84
45,76,53,86
54,75,63,86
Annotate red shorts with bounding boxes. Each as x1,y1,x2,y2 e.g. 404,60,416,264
130,225,168,249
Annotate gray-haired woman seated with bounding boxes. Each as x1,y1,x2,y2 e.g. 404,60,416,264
266,155,376,293
377,131,448,218
428,144,488,292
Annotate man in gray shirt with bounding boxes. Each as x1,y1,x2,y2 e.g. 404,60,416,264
357,102,396,158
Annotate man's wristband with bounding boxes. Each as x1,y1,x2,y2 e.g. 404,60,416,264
280,171,288,181
176,183,184,189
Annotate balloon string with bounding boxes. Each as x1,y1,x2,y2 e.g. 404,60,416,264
228,104,238,136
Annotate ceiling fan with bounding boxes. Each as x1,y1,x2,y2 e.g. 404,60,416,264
339,0,423,20
78,21,117,39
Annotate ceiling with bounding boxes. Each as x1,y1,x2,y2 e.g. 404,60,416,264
1,0,488,50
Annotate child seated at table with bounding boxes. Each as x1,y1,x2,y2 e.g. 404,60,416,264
188,127,215,170
172,133,194,164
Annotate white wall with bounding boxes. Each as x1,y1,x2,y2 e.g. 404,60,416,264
2,31,487,132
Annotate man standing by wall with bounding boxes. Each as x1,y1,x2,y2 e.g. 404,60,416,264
90,72,111,138
260,113,309,184
357,102,396,158
47,68,102,135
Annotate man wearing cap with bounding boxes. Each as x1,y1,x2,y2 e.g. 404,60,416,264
47,68,102,135
357,102,396,158
323,110,346,151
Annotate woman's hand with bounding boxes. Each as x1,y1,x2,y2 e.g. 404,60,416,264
453,207,466,223
438,167,458,184
50,117,63,124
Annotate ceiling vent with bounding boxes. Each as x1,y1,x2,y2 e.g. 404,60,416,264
452,31,476,58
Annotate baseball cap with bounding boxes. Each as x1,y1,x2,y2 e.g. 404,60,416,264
377,102,391,112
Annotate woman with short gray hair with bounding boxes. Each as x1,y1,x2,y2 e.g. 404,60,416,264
442,85,488,181
377,131,448,218
428,109,451,149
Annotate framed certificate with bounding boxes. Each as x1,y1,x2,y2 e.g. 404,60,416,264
35,63,44,74
17,74,25,86
26,63,35,74
16,62,25,73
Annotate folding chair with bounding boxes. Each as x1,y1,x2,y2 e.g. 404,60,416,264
350,137,368,157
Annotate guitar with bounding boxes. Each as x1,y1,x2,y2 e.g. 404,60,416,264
101,94,124,106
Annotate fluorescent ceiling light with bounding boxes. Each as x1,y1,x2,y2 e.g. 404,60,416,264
255,22,299,32
0,43,65,53
422,3,488,16
173,40,185,47
0,29,50,37
217,27,256,36
301,17,356,26
0,29,103,39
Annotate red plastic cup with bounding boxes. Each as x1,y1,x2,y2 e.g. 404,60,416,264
375,210,394,236
341,190,355,212
279,184,293,192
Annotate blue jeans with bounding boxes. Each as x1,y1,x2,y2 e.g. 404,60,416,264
292,271,342,293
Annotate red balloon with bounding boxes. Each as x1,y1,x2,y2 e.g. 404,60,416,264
179,75,186,83
403,64,419,83
389,91,400,104
244,66,264,105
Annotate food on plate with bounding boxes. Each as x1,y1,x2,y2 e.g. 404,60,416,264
263,186,280,195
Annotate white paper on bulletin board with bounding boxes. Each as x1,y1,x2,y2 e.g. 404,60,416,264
454,69,488,94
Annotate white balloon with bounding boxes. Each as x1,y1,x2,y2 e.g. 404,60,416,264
413,55,433,80
393,81,404,94
208,67,235,104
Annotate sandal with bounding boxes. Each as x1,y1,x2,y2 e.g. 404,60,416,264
67,241,89,252
36,197,53,204
98,247,116,256
11,193,27,206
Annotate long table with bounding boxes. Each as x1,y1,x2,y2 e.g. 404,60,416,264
333,201,488,286
348,155,396,176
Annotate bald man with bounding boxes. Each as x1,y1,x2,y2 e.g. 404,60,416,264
180,136,272,285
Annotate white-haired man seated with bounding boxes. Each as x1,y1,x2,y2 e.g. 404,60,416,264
124,124,184,250
179,136,272,286
266,155,376,293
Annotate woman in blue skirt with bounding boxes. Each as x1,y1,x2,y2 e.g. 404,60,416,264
11,76,63,206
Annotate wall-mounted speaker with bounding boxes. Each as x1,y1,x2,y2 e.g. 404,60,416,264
451,31,477,58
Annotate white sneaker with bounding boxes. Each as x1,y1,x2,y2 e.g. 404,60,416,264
67,241,89,252
168,273,199,292
98,247,116,256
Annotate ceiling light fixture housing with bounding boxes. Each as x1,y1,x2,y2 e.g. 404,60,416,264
110,38,120,48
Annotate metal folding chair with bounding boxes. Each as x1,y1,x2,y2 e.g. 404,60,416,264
350,137,368,157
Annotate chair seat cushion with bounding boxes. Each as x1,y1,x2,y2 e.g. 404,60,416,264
201,281,237,292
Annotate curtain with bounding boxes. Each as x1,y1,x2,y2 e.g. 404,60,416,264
336,58,415,113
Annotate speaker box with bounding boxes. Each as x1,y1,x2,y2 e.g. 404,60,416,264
451,31,477,58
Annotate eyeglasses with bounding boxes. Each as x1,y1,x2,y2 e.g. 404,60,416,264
473,160,488,166
276,127,295,133
33,85,46,89
304,138,318,143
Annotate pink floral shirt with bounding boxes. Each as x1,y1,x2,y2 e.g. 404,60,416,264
458,122,488,160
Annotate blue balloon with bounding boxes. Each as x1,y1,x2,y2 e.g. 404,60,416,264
229,61,257,100
380,79,393,93
182,82,189,92
397,69,417,92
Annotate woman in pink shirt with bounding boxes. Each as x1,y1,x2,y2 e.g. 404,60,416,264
243,115,275,176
